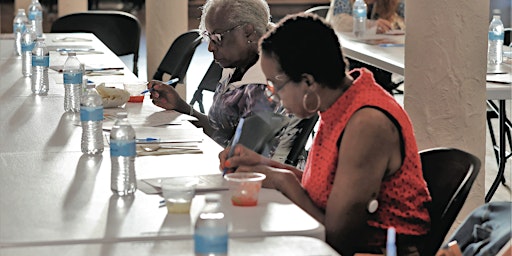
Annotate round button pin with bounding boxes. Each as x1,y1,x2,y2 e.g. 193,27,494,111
367,199,379,213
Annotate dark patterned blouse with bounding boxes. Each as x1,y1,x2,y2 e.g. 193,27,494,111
207,59,301,164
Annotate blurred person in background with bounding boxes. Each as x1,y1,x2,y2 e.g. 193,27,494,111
326,0,405,34
326,0,405,94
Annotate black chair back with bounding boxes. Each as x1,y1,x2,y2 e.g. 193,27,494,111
304,5,330,18
285,114,319,166
51,11,141,76
153,30,203,83
504,28,511,46
189,60,223,113
419,147,481,255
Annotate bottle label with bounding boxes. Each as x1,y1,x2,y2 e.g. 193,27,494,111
353,9,367,19
194,232,228,254
13,23,26,33
80,106,103,122
32,55,49,67
110,140,136,157
488,31,504,41
21,42,35,52
28,10,42,20
64,72,83,84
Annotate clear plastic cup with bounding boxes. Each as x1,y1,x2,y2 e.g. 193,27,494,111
161,177,198,214
123,82,146,103
223,172,266,206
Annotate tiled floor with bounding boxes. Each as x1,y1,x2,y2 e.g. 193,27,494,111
1,0,511,203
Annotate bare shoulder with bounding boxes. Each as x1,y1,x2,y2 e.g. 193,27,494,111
345,107,398,136
341,107,402,176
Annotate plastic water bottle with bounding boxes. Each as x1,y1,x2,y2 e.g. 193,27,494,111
31,38,49,95
28,0,43,37
80,63,87,93
110,112,137,196
352,0,367,37
194,194,228,256
487,10,504,65
13,9,28,56
63,52,83,112
21,24,36,77
80,83,104,155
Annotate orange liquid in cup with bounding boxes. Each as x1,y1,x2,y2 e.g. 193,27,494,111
231,196,258,206
128,95,144,102
230,181,261,206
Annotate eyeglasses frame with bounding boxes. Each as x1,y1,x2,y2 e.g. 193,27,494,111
266,74,292,103
202,24,245,46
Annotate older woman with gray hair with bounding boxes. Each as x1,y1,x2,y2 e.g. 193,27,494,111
148,0,302,163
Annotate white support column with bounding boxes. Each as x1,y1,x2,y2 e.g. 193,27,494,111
146,0,189,99
404,0,489,237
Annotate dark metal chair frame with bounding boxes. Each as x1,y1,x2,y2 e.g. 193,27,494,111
152,29,203,84
284,114,319,167
485,30,511,202
189,60,223,114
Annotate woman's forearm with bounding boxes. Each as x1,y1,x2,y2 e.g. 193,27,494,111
190,111,215,137
266,159,303,180
276,172,325,223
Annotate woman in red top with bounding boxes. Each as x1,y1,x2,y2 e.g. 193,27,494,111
219,13,431,255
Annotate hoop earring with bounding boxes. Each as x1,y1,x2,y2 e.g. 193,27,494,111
303,90,321,113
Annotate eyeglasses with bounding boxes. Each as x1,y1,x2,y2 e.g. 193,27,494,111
265,75,291,103
202,24,244,46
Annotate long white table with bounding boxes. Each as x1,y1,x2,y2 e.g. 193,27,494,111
0,236,340,256
337,32,405,76
338,32,512,202
0,33,325,249
0,150,323,246
337,32,512,101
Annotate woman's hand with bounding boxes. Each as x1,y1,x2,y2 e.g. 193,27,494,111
219,144,292,190
375,18,393,34
219,144,267,171
147,80,187,112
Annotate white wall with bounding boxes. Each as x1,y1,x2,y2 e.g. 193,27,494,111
146,0,189,99
404,0,489,235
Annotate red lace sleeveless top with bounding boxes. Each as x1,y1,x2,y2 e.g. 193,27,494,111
302,68,431,245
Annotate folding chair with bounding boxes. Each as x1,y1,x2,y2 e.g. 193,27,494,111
51,11,141,76
284,114,319,167
418,147,481,256
486,101,512,175
153,30,203,84
189,60,223,113
304,5,330,18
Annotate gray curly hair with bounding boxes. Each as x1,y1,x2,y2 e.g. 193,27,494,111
199,0,273,36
